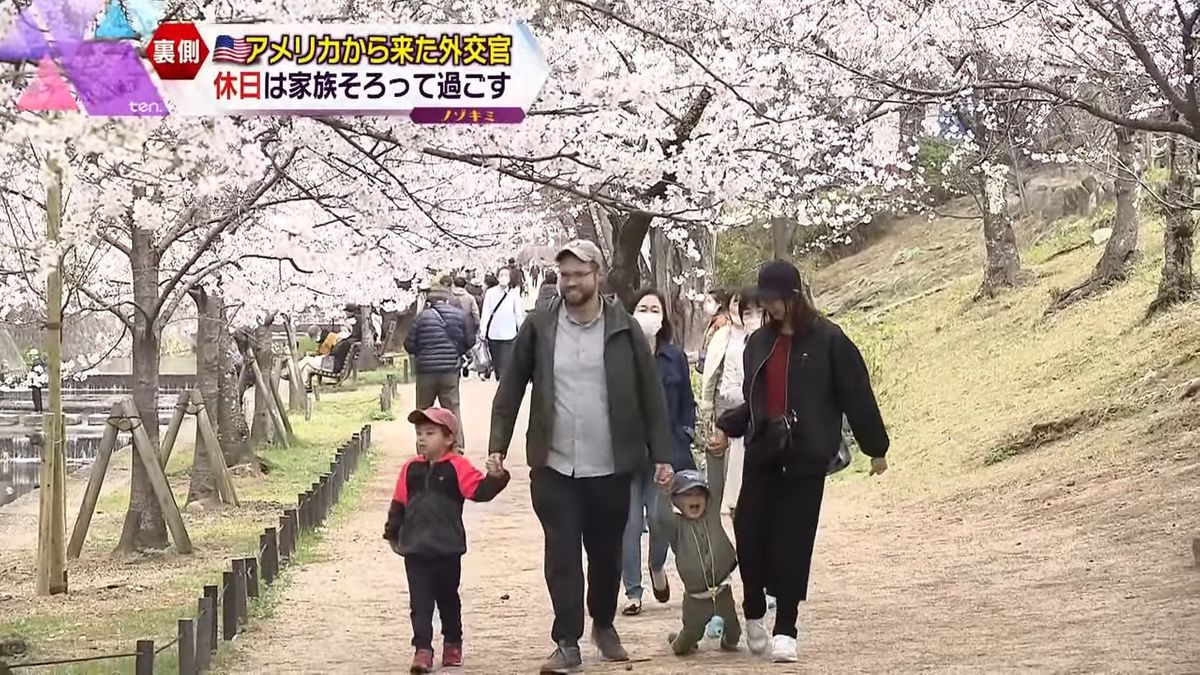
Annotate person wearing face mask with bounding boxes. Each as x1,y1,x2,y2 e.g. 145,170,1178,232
695,289,731,374
699,288,763,518
479,266,527,380
619,288,698,618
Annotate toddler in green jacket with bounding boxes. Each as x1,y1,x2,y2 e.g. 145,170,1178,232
655,450,741,655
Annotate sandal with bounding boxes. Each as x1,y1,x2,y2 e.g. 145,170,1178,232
621,598,642,616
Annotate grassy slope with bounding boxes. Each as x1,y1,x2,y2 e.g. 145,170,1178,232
816,198,1200,499
0,387,382,674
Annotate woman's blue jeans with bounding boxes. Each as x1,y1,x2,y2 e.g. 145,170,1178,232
621,469,670,600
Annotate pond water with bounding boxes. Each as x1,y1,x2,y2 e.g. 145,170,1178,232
0,436,109,507
92,353,196,374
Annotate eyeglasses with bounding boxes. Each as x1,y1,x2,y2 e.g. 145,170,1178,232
559,270,595,282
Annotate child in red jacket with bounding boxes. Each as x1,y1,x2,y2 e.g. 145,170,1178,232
383,407,510,673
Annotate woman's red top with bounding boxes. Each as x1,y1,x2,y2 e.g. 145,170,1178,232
763,334,791,418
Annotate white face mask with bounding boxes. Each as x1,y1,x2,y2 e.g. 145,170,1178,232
497,272,510,287
634,311,663,338
703,298,719,316
742,312,763,332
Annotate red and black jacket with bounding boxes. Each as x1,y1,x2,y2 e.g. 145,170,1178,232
383,453,509,558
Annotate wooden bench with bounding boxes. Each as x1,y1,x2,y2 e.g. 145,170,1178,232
311,341,361,388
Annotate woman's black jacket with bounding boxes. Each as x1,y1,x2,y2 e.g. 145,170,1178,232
716,315,889,475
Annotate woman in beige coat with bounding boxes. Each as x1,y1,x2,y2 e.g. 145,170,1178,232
698,288,763,516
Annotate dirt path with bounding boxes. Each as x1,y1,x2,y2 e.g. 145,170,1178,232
228,380,1200,674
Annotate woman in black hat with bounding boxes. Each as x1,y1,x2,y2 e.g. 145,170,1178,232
708,259,890,663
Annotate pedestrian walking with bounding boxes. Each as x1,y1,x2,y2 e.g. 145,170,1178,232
487,240,675,674
479,266,525,379
405,289,474,451
709,260,890,663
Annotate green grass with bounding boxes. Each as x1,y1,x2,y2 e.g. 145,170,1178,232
813,206,1200,496
1024,206,1113,265
353,364,407,388
0,388,382,674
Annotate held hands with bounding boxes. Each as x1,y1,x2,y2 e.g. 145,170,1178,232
869,456,888,476
486,453,506,477
707,429,729,455
653,463,674,487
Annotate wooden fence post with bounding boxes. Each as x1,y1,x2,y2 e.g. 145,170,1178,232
380,383,392,412
231,559,248,626
263,528,279,584
288,509,299,550
178,618,196,675
311,482,322,525
222,572,237,641
279,512,294,561
134,639,154,675
245,557,259,599
196,596,213,671
203,585,218,648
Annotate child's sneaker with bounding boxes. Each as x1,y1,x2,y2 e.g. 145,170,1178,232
704,615,724,639
410,649,435,673
745,618,769,655
770,634,798,663
442,642,463,667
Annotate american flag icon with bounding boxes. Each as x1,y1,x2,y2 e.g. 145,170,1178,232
213,35,252,63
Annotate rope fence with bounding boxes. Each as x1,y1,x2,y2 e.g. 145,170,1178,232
2,424,372,675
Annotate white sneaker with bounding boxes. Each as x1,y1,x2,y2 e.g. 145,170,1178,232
745,619,769,655
770,634,798,662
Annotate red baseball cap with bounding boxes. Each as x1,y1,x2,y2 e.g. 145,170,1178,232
407,407,459,437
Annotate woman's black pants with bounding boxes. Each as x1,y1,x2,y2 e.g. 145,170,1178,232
733,461,826,638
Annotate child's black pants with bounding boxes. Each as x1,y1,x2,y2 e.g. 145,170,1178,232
405,554,463,650
733,462,826,638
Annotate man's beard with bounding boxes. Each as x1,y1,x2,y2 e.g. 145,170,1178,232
563,286,596,307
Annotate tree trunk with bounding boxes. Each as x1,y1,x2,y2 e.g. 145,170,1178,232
770,217,793,261
283,317,305,412
1048,127,1141,313
217,330,252,466
186,287,221,507
681,222,714,352
1148,137,1197,316
1097,129,1140,279
607,211,653,307
605,89,714,305
975,168,1023,299
248,320,275,448
356,306,379,370
116,226,168,552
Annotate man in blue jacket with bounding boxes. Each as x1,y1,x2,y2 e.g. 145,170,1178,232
406,290,475,451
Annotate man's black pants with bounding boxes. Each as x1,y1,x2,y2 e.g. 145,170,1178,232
530,467,632,644
405,554,463,650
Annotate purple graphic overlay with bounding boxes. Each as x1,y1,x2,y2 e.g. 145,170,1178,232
410,107,527,124
0,0,167,116
63,41,166,116
0,9,50,62
32,0,102,50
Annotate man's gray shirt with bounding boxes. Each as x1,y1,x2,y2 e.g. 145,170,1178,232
547,305,615,477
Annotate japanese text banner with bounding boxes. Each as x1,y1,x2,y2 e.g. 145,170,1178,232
153,21,548,116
